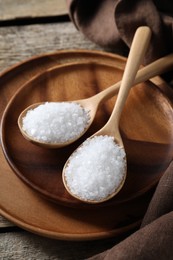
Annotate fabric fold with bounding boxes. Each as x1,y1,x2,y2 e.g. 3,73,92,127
115,0,168,63
67,0,173,63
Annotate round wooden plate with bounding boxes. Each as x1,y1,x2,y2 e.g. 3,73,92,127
1,60,173,209
0,49,172,240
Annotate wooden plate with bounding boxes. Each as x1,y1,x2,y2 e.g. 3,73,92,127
0,49,172,240
1,60,173,209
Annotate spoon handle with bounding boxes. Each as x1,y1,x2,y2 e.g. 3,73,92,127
92,53,173,105
105,26,151,134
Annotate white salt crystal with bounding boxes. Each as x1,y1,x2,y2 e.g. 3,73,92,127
64,135,126,202
22,102,90,143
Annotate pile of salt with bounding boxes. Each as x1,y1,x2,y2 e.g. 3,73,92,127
64,135,126,202
22,102,89,143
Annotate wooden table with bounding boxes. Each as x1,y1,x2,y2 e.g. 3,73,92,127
0,1,132,259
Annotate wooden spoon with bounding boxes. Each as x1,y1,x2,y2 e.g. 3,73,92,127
62,26,152,203
18,29,173,149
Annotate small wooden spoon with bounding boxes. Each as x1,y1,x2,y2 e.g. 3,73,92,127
18,29,173,149
62,26,151,203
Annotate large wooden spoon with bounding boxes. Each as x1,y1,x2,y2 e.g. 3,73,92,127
62,26,152,203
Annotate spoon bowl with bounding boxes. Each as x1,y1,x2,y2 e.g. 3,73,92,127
62,26,152,203
18,101,91,148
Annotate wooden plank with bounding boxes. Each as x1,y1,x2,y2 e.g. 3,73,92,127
0,216,14,229
0,231,127,259
0,0,68,21
0,22,102,73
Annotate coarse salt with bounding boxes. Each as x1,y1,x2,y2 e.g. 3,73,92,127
22,102,90,143
64,135,126,202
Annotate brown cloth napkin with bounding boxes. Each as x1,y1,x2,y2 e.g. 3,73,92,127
66,1,173,259
67,0,173,65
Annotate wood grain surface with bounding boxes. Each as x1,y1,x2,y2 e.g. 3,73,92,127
0,0,68,21
0,22,102,73
0,231,129,259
